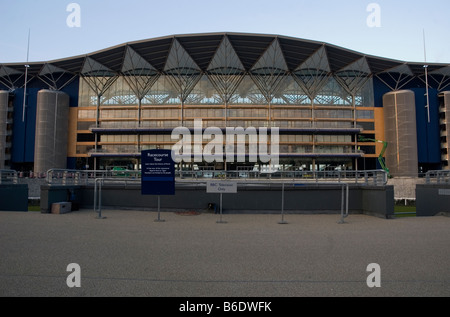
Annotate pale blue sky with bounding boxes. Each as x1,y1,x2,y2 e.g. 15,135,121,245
1,0,449,64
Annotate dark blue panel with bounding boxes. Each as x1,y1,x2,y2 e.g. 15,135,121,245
67,157,77,170
11,87,39,163
411,88,441,164
11,76,80,165
61,77,79,108
373,77,392,108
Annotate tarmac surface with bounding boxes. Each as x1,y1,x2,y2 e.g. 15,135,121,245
0,208,449,297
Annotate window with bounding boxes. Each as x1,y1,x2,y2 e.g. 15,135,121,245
356,110,374,119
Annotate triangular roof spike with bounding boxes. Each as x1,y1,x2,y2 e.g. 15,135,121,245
81,56,115,76
80,57,118,98
162,38,202,101
39,63,69,76
427,66,450,91
295,45,330,73
291,46,331,100
383,64,414,76
207,36,245,73
252,38,288,72
121,46,158,75
375,63,416,91
337,56,371,75
334,57,372,95
38,63,76,90
205,36,247,104
430,65,450,76
0,65,25,90
0,65,24,77
121,46,160,100
164,38,200,73
248,38,289,103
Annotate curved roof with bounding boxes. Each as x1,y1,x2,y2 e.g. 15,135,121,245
1,32,449,89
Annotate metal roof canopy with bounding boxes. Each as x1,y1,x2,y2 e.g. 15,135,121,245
1,32,449,83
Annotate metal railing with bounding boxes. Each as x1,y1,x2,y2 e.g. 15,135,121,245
46,168,388,186
92,179,350,224
425,170,450,184
93,178,141,219
176,169,388,186
46,169,141,186
0,169,18,184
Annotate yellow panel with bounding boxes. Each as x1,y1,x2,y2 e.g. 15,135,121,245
374,107,385,155
67,108,78,157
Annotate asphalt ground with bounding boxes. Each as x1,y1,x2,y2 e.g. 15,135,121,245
0,209,449,298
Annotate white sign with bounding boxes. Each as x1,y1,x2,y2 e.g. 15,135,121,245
207,181,237,194
438,189,450,196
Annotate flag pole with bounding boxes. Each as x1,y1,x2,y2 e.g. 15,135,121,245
423,29,430,123
22,29,31,122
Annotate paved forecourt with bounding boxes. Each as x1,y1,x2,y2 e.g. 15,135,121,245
0,209,449,297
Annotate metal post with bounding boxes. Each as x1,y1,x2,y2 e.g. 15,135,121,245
346,184,349,218
93,179,97,214
96,179,106,219
278,183,288,224
338,184,349,224
217,192,227,224
98,180,102,218
340,184,344,222
155,195,165,222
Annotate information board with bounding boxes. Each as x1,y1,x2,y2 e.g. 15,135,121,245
141,149,175,195
207,181,238,194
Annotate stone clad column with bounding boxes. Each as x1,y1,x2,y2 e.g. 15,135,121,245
34,90,70,174
383,90,418,177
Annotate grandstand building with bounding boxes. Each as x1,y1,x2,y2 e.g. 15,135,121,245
0,33,449,177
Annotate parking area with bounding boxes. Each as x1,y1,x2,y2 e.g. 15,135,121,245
0,209,449,297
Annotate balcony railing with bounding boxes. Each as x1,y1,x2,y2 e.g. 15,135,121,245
0,169,18,184
426,170,450,184
45,168,388,186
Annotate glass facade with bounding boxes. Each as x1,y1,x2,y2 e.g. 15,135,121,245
73,35,382,171
2,33,450,173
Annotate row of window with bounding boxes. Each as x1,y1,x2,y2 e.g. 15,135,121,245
83,144,358,155
97,134,353,143
78,108,375,120
77,122,376,132
78,120,370,130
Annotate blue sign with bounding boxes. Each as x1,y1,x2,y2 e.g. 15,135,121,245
141,149,175,195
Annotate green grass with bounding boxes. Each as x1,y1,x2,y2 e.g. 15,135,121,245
28,205,41,212
394,205,416,217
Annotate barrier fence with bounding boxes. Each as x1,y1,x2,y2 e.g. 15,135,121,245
92,179,350,224
0,169,18,184
46,168,388,187
426,170,450,184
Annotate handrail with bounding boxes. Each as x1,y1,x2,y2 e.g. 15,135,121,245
46,168,387,186
93,177,141,219
0,169,18,184
46,169,141,186
426,170,450,184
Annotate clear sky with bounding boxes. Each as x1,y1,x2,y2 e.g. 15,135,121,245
1,0,449,64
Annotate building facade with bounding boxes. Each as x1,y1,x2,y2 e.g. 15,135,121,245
0,33,449,176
